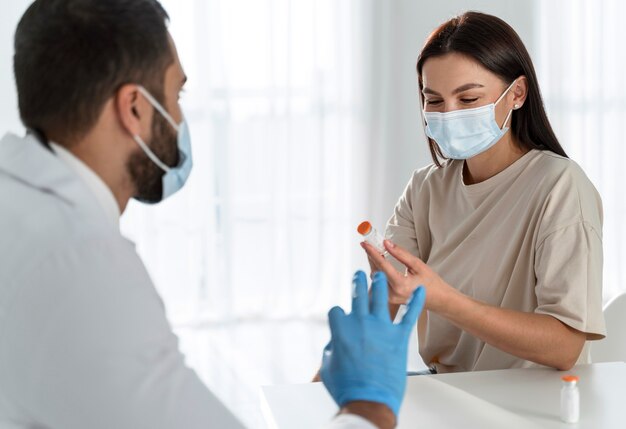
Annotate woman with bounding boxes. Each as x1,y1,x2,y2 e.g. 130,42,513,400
363,11,605,373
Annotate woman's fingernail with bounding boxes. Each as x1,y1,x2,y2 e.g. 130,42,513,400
385,239,396,248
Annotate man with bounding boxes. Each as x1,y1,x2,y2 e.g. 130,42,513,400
0,1,425,428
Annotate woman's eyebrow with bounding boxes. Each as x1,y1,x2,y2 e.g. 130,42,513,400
422,83,485,96
422,87,440,96
452,83,484,94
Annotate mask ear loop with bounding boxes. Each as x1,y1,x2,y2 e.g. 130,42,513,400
495,78,519,130
132,134,171,173
132,86,180,173
500,108,514,130
137,86,180,131
495,79,518,105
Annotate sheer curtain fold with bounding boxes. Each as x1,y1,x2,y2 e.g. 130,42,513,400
121,0,372,326
537,0,626,304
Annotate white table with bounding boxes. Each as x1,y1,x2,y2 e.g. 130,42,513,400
261,362,626,428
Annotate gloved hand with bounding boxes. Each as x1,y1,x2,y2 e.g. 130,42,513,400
320,270,426,417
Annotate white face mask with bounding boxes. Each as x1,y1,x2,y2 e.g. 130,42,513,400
423,79,518,160
132,86,193,202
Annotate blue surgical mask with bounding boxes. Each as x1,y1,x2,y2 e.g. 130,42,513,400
132,86,193,202
423,79,518,160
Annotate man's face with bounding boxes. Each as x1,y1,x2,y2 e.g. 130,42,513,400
128,34,187,203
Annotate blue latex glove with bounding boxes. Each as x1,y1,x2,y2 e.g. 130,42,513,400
320,270,426,417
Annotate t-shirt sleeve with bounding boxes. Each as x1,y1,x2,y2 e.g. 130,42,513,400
534,221,606,340
385,172,422,272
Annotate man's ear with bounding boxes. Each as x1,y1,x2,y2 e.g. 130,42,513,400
115,84,152,138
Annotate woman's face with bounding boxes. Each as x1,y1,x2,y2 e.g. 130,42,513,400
421,52,520,128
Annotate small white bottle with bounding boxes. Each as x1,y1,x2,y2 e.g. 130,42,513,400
357,221,388,255
560,375,580,423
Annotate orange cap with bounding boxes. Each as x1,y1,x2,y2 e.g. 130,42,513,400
357,221,372,235
561,375,579,383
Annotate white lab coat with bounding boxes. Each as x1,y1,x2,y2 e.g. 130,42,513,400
0,133,375,429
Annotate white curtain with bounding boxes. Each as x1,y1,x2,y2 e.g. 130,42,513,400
121,0,372,326
120,2,374,426
537,0,626,304
117,2,542,425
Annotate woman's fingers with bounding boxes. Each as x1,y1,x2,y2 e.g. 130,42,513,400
361,242,404,286
383,240,428,273
367,255,380,278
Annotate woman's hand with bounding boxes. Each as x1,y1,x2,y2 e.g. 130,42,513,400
361,239,454,311
363,240,586,371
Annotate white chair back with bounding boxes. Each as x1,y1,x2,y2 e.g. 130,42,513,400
592,293,626,363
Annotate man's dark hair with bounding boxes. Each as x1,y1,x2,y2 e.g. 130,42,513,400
14,0,172,146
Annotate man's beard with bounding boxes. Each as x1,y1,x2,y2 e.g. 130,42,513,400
128,113,179,203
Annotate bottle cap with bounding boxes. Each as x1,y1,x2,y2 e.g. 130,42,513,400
561,375,579,384
357,221,372,235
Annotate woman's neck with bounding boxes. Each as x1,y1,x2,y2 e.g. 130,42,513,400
463,134,529,185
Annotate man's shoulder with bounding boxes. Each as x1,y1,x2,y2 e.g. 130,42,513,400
0,184,154,330
0,172,131,282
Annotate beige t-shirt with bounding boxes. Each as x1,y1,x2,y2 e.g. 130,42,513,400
386,149,605,373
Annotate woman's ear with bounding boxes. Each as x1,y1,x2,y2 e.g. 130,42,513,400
511,76,529,110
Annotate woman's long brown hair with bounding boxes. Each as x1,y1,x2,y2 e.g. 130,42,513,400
417,11,567,166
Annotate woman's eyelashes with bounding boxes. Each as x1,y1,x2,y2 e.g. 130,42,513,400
425,99,443,106
424,96,481,108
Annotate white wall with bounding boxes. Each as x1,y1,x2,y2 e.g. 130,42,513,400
365,0,536,228
0,1,31,135
0,1,536,223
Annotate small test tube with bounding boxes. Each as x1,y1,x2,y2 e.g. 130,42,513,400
357,221,389,256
